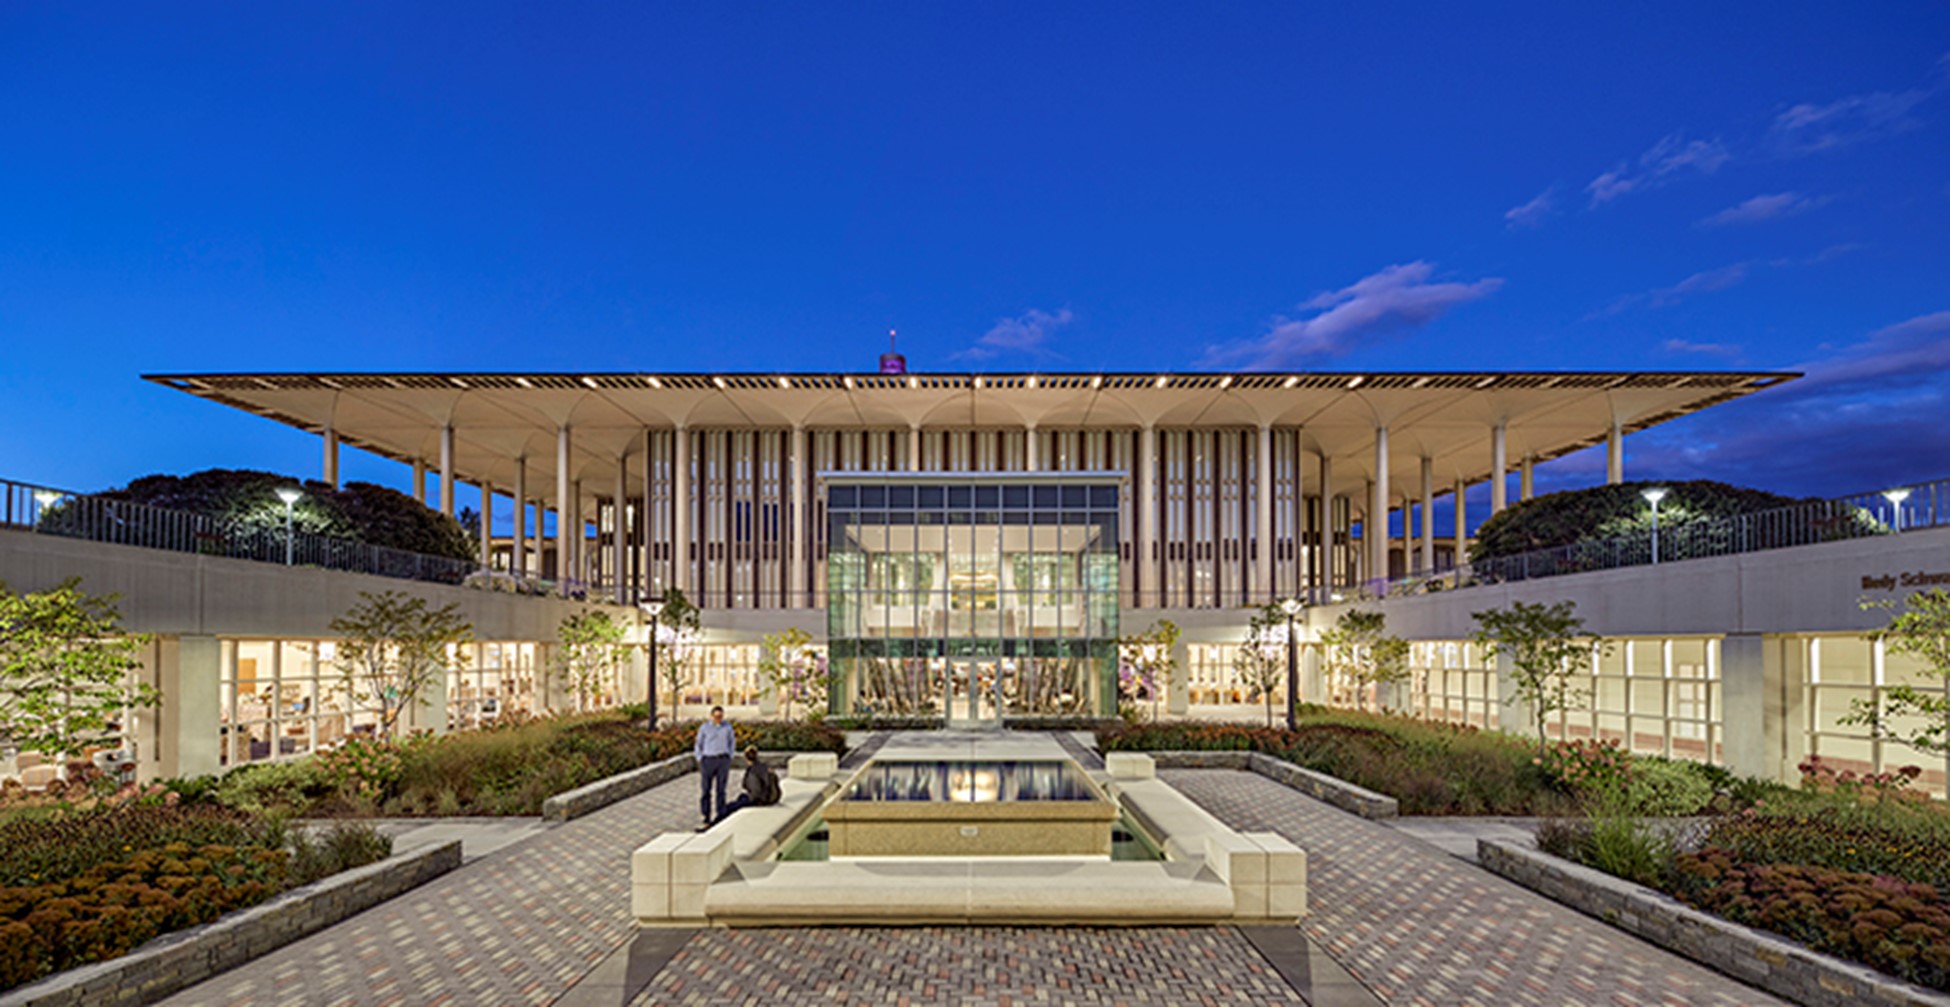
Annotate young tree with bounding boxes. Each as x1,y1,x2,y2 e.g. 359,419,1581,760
556,609,628,713
1318,610,1410,713
1840,588,1950,756
651,589,702,718
0,579,158,762
330,590,473,738
1232,604,1290,728
758,626,827,721
1118,619,1181,722
1471,599,1604,752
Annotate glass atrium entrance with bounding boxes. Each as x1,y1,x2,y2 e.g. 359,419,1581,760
824,473,1121,725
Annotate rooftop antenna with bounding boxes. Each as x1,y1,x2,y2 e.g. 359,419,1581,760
879,328,907,374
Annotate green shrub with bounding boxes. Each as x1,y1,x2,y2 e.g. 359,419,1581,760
1629,758,1716,817
1097,714,1580,816
214,758,331,813
287,821,392,887
1469,480,1804,562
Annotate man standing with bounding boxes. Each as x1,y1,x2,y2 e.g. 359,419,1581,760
693,705,736,829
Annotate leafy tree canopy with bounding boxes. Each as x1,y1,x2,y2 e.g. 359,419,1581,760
101,469,474,562
1469,480,1804,563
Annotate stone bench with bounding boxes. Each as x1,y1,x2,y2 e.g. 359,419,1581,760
632,753,843,926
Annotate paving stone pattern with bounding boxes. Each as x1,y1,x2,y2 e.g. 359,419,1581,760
157,781,705,1007
156,750,1794,1006
634,926,1303,1006
1161,768,1787,1007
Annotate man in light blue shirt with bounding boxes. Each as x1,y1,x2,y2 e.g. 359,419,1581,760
694,705,737,829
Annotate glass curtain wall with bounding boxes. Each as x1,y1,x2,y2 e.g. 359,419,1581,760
826,476,1121,721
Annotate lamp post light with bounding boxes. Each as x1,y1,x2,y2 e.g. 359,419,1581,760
640,596,666,731
275,487,302,565
1642,487,1668,564
1885,488,1912,533
1279,597,1305,732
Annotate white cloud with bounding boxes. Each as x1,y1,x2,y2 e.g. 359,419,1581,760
1662,338,1742,357
1504,188,1556,229
1602,245,1859,316
956,307,1073,360
1771,90,1929,154
1204,262,1502,368
1587,134,1731,206
1699,191,1829,227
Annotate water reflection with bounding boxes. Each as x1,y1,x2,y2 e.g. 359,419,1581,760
843,760,1094,802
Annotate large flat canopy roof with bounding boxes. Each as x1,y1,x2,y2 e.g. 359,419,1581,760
145,369,1797,502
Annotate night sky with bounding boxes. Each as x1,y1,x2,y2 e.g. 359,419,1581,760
2,4,1945,524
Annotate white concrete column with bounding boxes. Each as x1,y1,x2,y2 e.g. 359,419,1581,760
412,458,426,504
789,424,807,607
1520,456,1535,501
1453,478,1468,569
1371,427,1389,585
1419,457,1435,575
641,430,656,600
1607,417,1624,485
1490,423,1508,514
570,480,583,583
1721,633,1770,780
614,454,630,604
1138,423,1158,607
478,482,493,568
511,457,527,577
322,427,340,488
907,424,922,472
162,635,220,780
1317,455,1334,596
556,426,573,585
439,425,457,517
673,426,691,592
532,499,546,576
1255,423,1274,604
1024,424,1039,472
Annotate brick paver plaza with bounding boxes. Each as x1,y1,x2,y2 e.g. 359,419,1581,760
160,745,1783,1006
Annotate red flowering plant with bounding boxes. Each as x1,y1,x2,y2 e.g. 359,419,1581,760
1798,754,1930,809
1535,738,1635,799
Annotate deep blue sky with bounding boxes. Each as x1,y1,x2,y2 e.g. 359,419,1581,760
3,3,1946,512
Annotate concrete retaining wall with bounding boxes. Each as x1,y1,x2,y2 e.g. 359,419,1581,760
1142,750,1400,819
0,840,462,1007
1479,838,1950,1007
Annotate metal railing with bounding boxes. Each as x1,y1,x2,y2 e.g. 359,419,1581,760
4,476,483,588
1358,476,1950,601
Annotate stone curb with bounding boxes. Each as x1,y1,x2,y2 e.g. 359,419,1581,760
540,750,830,823
0,840,463,1007
1478,837,1950,1007
1245,753,1400,820
542,753,695,823
1137,750,1400,820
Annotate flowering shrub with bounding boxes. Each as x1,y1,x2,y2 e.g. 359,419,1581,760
1799,754,1930,808
0,804,390,992
1669,851,1950,991
1536,738,1635,795
316,737,405,800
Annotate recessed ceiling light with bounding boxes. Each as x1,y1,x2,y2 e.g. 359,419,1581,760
581,376,600,389
1283,376,1300,388
1346,376,1365,389
1154,375,1169,388
646,376,662,389
515,377,534,388
712,376,728,389
843,375,856,389
1218,375,1233,389
1090,375,1103,389
777,376,791,389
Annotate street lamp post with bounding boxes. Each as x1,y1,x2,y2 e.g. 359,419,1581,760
641,596,666,731
1642,488,1668,564
1885,488,1912,533
275,487,302,565
1280,597,1305,732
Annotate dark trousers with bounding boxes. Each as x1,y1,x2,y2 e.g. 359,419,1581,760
699,755,731,822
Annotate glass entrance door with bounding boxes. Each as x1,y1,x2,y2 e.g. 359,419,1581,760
948,658,1002,725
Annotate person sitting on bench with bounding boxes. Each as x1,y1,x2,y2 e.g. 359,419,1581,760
719,746,782,818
